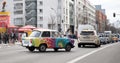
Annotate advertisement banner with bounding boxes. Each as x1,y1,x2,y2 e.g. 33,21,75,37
0,12,10,33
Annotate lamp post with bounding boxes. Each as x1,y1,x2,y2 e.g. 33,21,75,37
51,8,58,31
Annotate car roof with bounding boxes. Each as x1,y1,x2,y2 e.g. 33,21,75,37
81,30,96,32
33,28,57,32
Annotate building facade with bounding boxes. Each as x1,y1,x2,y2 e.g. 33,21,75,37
95,5,107,32
75,0,96,31
2,0,98,34
14,0,25,26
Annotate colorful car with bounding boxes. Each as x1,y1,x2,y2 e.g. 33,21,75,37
112,34,118,42
22,28,75,52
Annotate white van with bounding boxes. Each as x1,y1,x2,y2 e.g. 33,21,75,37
78,30,101,47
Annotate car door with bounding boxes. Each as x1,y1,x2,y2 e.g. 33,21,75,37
41,31,55,48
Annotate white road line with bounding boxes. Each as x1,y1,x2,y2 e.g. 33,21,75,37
67,43,118,63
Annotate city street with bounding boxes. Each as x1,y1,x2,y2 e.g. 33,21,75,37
0,41,120,63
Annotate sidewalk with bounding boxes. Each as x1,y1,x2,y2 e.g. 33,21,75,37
0,42,21,48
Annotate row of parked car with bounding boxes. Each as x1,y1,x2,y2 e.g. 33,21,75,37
98,33,120,44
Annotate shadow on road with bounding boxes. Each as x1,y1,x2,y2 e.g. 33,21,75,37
23,50,75,54
79,45,99,48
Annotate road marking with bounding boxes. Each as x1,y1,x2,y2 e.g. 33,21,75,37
67,43,118,63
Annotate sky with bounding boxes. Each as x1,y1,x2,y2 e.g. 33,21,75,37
89,0,120,23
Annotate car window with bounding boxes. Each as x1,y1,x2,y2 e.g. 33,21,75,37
80,31,94,35
29,31,41,37
41,31,50,37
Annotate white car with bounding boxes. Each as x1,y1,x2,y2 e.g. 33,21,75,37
78,30,101,47
99,36,108,44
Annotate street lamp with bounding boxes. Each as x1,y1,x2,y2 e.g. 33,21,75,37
51,8,59,31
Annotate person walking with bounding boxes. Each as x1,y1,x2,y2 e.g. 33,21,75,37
4,32,9,44
11,32,16,44
0,33,1,44
1,32,4,44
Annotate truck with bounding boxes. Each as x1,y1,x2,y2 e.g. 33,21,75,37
104,31,112,43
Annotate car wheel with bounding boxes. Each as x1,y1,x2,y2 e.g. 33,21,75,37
98,44,101,47
28,47,35,52
39,44,47,52
78,44,81,48
95,44,101,47
65,44,72,52
54,48,58,52
82,45,85,47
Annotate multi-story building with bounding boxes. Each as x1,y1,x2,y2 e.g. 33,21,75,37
75,0,96,31
14,0,25,26
95,5,107,32
0,0,75,33
24,0,75,33
0,0,25,26
25,0,37,27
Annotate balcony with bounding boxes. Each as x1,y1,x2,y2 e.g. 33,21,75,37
26,10,37,16
26,17,37,25
26,2,37,10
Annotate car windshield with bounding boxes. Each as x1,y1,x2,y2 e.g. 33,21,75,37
80,31,94,35
29,31,41,37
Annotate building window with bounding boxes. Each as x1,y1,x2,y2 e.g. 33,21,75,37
40,16,43,21
39,1,43,5
78,2,80,4
14,10,23,15
14,18,23,25
39,9,43,13
39,24,43,27
14,3,23,10
14,0,22,1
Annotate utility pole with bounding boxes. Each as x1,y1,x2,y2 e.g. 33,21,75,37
83,0,87,24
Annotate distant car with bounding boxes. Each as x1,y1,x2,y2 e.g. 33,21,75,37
112,34,118,42
22,28,75,52
99,35,108,44
78,30,101,47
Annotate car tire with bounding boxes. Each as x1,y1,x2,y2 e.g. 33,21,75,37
78,44,81,48
39,44,47,52
82,45,85,47
95,44,101,47
28,47,35,52
54,48,58,52
65,44,72,52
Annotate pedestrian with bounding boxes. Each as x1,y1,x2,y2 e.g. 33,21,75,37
0,33,1,44
3,32,6,44
1,32,4,44
10,32,15,44
5,32,9,44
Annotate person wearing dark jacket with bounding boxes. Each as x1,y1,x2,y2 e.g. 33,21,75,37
0,33,1,44
4,32,9,44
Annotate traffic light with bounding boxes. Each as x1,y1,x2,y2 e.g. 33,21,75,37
113,13,116,17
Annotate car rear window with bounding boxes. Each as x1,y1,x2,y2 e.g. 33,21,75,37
80,31,94,35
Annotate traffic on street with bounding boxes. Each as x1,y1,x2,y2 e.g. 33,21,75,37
0,40,120,63
0,0,120,63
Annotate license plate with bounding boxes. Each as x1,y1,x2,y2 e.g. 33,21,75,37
83,37,90,38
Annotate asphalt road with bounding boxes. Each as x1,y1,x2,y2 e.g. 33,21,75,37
0,41,120,63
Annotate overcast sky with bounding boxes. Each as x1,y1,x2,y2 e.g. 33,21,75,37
89,0,120,23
